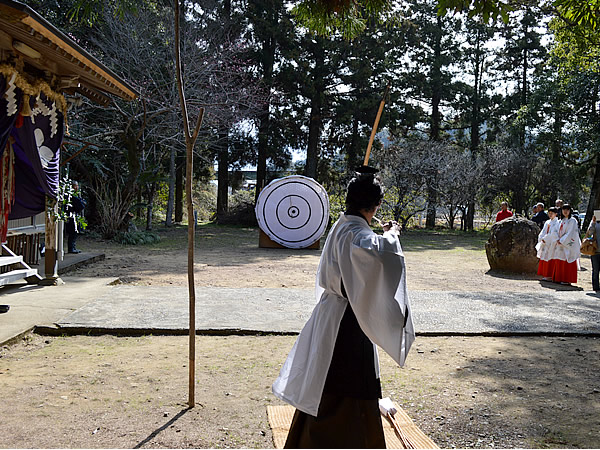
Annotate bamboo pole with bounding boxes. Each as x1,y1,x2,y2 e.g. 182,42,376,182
389,414,418,449
174,0,205,409
363,82,391,166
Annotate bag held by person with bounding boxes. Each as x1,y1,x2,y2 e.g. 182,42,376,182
581,227,598,255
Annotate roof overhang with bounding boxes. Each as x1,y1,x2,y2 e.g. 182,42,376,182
0,0,137,104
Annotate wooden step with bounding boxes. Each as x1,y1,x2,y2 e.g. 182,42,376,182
0,268,39,286
0,255,23,267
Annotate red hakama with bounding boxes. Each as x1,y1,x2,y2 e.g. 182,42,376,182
537,259,555,278
552,259,578,284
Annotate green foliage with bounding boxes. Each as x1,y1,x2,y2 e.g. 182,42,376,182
229,189,255,211
437,0,511,23
292,0,511,39
113,230,160,245
328,191,345,224
216,189,257,226
550,17,600,73
292,0,393,39
67,0,140,26
553,0,600,31
23,0,599,232
194,183,218,222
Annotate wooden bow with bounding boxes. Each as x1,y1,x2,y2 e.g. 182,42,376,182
363,81,391,166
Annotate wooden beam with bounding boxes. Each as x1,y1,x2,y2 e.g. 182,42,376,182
0,29,12,50
60,143,90,167
21,16,137,100
0,19,130,101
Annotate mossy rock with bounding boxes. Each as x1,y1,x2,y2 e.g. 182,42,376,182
485,216,539,273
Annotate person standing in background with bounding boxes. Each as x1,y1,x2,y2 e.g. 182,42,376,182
532,203,549,229
65,181,86,254
495,201,513,222
555,199,564,220
586,214,600,292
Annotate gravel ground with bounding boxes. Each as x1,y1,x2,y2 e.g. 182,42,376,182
3,225,599,448
1,334,599,449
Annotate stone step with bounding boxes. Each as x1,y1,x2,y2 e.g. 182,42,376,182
0,268,39,286
0,255,23,267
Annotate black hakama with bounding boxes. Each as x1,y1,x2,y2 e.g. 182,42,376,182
284,303,386,449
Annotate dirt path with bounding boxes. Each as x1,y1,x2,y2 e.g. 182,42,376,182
2,224,598,448
0,334,598,449
73,224,596,292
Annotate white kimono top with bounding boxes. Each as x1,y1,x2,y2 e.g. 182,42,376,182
554,217,581,263
536,217,559,262
272,213,415,417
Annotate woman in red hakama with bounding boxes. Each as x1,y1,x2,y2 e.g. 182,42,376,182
537,207,560,280
552,205,581,285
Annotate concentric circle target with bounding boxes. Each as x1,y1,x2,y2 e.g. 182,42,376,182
255,175,330,249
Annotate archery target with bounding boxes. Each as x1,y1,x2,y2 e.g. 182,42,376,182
255,175,329,249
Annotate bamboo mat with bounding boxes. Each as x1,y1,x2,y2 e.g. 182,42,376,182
267,402,439,449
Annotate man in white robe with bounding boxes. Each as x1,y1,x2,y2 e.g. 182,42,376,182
273,172,415,448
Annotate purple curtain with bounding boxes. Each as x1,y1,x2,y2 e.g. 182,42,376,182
8,93,63,219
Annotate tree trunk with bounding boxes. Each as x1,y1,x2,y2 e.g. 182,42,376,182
519,46,528,148
305,40,325,180
348,113,360,169
465,203,475,231
136,190,143,220
448,211,455,230
425,16,443,229
305,94,322,179
166,146,176,227
255,114,269,202
175,150,184,223
146,181,157,231
216,129,229,222
254,26,276,203
426,185,437,229
465,28,484,233
430,16,443,142
548,106,563,203
584,158,600,232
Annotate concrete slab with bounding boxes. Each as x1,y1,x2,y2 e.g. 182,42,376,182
57,287,313,335
54,286,600,336
0,276,116,345
412,290,600,335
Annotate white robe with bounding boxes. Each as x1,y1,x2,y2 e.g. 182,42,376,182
536,217,559,262
554,217,581,263
272,213,415,417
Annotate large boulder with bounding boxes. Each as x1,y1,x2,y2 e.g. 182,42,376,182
485,216,539,273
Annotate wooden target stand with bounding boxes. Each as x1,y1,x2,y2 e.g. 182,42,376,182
259,229,320,250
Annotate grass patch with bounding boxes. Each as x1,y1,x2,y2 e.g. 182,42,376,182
400,228,489,252
114,231,161,246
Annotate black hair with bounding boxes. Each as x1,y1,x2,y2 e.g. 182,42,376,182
345,174,384,213
561,204,573,218
548,207,559,215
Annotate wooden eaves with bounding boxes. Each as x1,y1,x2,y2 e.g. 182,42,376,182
0,0,137,104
